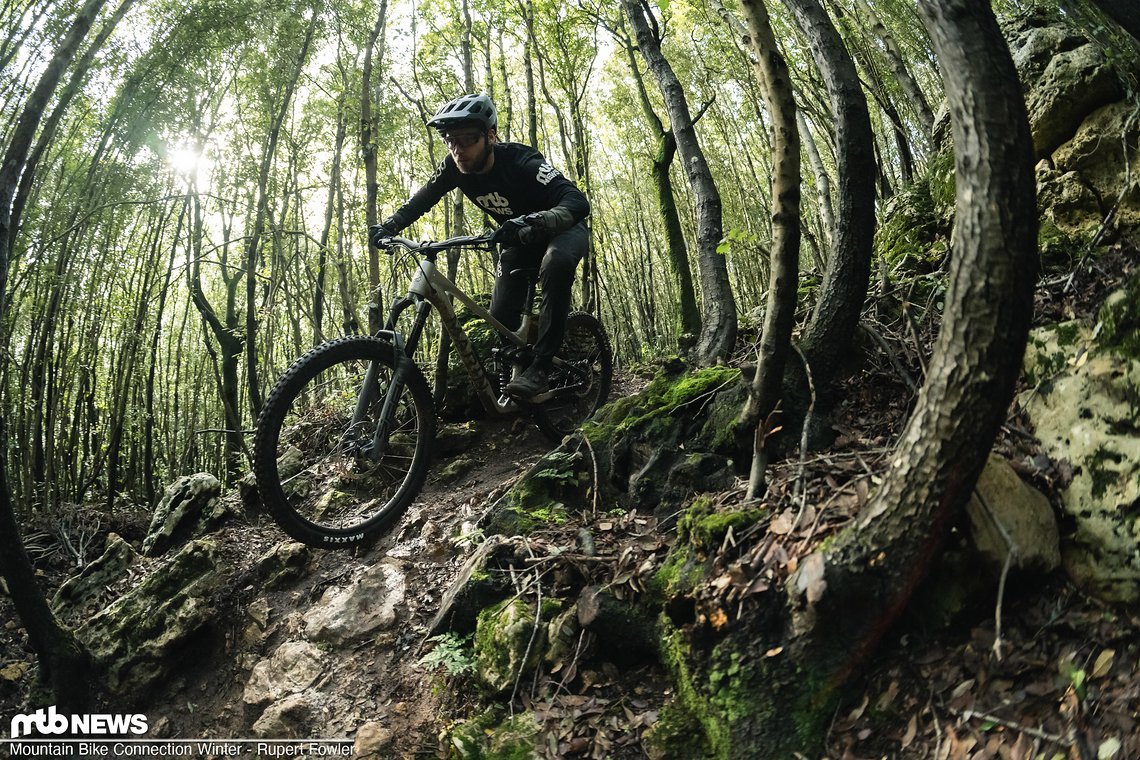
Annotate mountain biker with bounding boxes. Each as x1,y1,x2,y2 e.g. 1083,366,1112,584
368,93,590,402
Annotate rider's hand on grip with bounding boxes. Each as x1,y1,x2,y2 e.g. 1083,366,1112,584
369,224,395,250
491,217,529,247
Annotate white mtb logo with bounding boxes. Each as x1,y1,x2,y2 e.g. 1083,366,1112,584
476,192,513,215
535,162,559,185
10,705,149,738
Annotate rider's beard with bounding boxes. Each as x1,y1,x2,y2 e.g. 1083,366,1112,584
458,141,494,174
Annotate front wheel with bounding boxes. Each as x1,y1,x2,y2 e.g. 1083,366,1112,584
534,312,613,441
253,337,435,548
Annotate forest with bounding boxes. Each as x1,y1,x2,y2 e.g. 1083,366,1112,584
1,0,1138,756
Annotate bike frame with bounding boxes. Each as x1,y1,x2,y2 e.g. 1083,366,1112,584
351,234,593,460
388,250,535,413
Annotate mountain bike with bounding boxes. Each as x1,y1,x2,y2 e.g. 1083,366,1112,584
252,231,613,548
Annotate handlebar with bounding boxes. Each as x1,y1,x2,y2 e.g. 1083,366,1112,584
376,232,495,254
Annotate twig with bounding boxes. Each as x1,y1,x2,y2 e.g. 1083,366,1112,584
858,323,917,393
579,434,601,515
791,345,816,531
509,574,543,714
902,302,928,378
973,486,1018,661
959,709,1070,745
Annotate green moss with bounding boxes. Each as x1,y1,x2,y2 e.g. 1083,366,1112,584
655,622,838,759
875,178,940,273
583,365,740,448
1038,219,1087,271
1097,271,1140,358
474,598,560,694
1088,445,1125,499
487,451,581,534
446,709,542,760
926,149,956,216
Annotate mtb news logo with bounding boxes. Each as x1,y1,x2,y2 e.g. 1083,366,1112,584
9,706,148,738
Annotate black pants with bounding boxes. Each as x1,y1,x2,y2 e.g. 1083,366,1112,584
490,221,588,368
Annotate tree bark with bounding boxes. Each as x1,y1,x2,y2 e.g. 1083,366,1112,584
361,0,389,335
854,0,935,137
667,1,1038,754
244,13,317,420
734,0,800,498
619,28,701,339
0,0,109,710
785,0,877,439
622,0,737,364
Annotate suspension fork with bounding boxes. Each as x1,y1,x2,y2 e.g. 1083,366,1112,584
357,298,434,460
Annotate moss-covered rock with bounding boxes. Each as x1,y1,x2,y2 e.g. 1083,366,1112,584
1097,270,1140,356
255,540,311,589
51,533,138,622
484,449,583,535
143,472,231,556
1021,280,1140,605
580,363,742,515
474,598,561,694
445,709,542,760
77,538,224,694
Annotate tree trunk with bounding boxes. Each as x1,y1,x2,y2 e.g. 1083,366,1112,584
315,101,347,345
361,0,389,335
786,0,877,441
667,1,1038,754
0,0,108,709
622,0,737,364
245,14,317,420
734,0,800,498
854,0,935,137
619,30,701,340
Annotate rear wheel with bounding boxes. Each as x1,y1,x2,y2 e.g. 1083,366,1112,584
534,312,613,441
253,337,435,548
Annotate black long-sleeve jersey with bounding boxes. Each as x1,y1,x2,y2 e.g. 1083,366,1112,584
385,142,590,232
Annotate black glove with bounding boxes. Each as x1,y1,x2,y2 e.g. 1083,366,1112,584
491,217,529,247
369,217,401,249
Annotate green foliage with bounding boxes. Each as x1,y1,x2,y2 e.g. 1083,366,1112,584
420,633,476,676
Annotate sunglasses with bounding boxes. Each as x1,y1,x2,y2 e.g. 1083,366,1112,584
441,131,483,149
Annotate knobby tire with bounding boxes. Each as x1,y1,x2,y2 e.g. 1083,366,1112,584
253,336,435,548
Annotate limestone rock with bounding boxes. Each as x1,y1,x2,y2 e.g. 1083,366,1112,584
966,455,1061,575
436,422,480,456
302,562,406,644
1021,301,1140,605
1010,25,1122,157
256,541,312,589
251,692,323,738
428,536,516,636
353,722,393,759
78,538,223,694
143,473,229,556
243,640,325,706
51,533,138,619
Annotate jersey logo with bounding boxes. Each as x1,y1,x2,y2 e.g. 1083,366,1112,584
536,162,560,186
476,192,513,215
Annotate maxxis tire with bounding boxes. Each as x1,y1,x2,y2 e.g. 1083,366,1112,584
253,336,435,548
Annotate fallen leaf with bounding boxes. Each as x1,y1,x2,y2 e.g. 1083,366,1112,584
901,714,917,748
1092,649,1115,678
1098,737,1121,759
769,511,794,535
709,608,728,629
795,553,827,603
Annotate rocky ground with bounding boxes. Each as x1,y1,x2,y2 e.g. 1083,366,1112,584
1,243,1138,758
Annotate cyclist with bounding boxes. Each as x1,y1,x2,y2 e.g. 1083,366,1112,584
369,93,590,401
